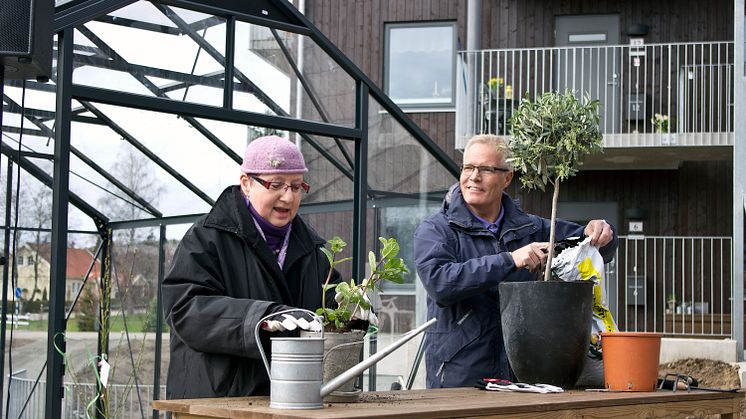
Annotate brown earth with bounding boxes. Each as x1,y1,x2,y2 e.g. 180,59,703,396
658,358,741,389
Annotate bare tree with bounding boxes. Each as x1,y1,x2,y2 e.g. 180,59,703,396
97,144,164,244
1,167,53,302
97,144,164,313
25,180,52,301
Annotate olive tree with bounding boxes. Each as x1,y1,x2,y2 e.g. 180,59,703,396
508,90,603,281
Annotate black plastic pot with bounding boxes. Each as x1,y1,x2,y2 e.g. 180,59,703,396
499,280,594,388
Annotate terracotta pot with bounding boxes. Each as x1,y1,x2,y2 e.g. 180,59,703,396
601,331,662,391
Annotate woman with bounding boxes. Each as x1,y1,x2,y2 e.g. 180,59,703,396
162,135,338,399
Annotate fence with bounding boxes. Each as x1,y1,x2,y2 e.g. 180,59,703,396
7,374,166,419
456,42,734,147
606,236,733,337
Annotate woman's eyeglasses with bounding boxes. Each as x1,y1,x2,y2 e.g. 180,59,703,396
251,176,310,194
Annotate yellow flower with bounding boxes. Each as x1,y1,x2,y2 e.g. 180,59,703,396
488,77,504,91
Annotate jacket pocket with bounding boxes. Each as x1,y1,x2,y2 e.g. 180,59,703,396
428,309,482,386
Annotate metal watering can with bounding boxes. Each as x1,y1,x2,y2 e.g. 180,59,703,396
255,309,436,409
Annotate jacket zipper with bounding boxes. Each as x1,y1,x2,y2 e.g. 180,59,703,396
436,309,474,386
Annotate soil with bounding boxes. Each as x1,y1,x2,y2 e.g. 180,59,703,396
658,358,741,389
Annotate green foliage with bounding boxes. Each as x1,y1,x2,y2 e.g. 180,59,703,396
508,90,603,191
77,285,99,332
316,236,408,331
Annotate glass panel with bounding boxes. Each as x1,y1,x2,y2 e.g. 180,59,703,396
233,22,292,115
72,2,226,107
296,134,354,204
233,22,357,128
386,22,456,107
68,104,247,222
367,94,456,194
362,94,457,390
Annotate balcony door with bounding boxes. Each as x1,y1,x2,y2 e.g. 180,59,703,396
555,14,621,133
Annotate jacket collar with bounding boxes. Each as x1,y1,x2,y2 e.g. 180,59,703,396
204,185,325,267
442,183,533,236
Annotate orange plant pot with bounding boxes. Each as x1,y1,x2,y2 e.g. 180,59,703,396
600,332,662,391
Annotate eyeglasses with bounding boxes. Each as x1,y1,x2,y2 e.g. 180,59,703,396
461,164,511,175
251,176,310,194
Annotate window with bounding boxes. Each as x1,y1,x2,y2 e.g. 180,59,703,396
16,256,23,266
26,256,34,265
385,22,456,108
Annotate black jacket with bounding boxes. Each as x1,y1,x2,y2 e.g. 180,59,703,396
163,185,337,399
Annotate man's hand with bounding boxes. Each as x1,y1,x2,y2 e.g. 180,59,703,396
584,219,613,247
511,242,548,273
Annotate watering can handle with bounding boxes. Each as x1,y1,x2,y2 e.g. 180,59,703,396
254,308,323,378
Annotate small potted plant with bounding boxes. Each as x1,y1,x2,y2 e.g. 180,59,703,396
304,236,408,399
652,113,669,133
666,294,677,314
488,77,504,97
317,236,408,331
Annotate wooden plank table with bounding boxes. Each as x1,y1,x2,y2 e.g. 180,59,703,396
153,387,744,418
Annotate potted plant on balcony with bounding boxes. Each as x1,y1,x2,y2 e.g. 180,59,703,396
666,293,677,314
499,90,604,387
488,77,503,97
301,236,408,400
652,113,676,145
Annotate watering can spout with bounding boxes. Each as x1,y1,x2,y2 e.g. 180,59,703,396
319,317,436,397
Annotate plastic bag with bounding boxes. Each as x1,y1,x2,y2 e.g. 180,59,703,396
551,236,617,354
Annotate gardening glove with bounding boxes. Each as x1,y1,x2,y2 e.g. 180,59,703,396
335,288,379,326
261,306,322,332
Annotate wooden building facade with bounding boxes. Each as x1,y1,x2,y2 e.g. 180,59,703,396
301,0,734,237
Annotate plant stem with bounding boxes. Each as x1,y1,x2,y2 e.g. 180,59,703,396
543,180,560,282
321,255,335,321
350,258,383,319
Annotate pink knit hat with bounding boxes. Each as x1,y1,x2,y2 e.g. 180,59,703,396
240,135,308,174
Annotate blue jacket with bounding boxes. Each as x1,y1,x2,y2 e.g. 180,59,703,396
413,184,617,388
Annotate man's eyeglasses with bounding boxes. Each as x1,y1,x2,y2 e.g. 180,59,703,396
251,176,310,194
461,164,511,175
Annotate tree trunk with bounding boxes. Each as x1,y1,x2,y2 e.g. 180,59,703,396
543,180,560,282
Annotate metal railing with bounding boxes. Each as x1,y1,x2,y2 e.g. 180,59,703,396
7,375,166,419
456,42,734,148
604,236,733,337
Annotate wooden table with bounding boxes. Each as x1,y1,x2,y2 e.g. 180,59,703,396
153,387,744,418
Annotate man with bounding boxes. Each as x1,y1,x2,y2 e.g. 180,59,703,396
413,134,617,388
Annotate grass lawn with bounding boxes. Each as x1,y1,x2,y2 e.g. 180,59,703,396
12,312,169,333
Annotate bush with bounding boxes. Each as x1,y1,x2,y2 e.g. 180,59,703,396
77,285,99,332
24,299,44,313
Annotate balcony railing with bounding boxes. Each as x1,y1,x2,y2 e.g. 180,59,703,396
604,236,734,337
456,42,734,148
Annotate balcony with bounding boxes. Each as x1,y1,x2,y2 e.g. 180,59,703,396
606,236,734,337
455,42,734,169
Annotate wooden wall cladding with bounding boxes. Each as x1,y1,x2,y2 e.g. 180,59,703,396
509,160,733,236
